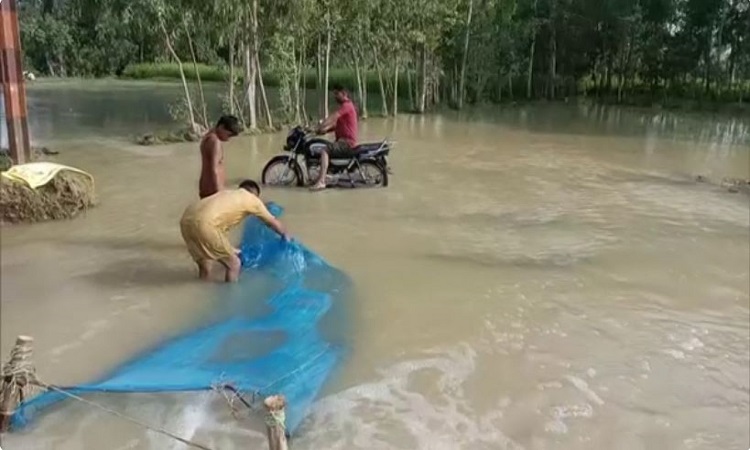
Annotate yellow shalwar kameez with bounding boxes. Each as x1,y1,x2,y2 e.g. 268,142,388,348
179,189,275,262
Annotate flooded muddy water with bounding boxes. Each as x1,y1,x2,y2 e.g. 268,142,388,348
1,80,749,450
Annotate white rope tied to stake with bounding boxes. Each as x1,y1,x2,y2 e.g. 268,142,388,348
2,337,290,449
0,335,211,448
263,395,289,450
264,409,286,430
1,336,38,420
1,336,35,383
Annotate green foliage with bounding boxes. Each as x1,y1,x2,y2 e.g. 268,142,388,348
121,63,414,98
122,63,227,82
19,0,750,110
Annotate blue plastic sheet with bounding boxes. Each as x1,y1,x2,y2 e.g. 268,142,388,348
11,202,350,434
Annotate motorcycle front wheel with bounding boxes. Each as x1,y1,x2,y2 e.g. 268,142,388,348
261,156,304,187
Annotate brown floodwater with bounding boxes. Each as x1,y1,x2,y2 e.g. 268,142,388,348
1,80,749,450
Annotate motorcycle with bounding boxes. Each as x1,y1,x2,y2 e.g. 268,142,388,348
261,125,393,188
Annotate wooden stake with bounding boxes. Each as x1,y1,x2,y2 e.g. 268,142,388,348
0,335,34,433
263,395,288,450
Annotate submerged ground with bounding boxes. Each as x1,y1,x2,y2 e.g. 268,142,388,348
1,80,749,450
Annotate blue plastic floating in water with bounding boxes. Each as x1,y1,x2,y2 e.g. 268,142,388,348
11,202,350,434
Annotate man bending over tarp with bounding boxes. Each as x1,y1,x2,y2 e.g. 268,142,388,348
180,179,291,282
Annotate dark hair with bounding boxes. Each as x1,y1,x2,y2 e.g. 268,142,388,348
330,83,347,94
216,115,241,136
239,179,261,195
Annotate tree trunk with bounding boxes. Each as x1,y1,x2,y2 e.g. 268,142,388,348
373,49,389,116
729,36,737,87
324,10,332,116
354,57,363,107
548,2,557,100
450,63,458,106
361,50,369,118
618,38,633,103
362,76,368,118
229,38,236,115
354,55,368,119
417,46,428,113
392,59,399,116
159,18,196,132
604,57,612,95
184,20,208,128
526,0,537,100
508,71,514,100
233,95,246,126
300,42,309,124
703,48,712,96
293,40,302,124
244,0,260,129
256,54,273,129
316,35,324,117
244,43,257,130
434,69,441,105
45,53,55,76
407,62,415,112
458,0,474,109
526,35,536,99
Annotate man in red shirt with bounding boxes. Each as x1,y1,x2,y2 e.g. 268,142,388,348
311,84,359,191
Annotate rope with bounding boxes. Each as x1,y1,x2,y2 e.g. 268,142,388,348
1,341,35,382
1,338,37,417
2,337,312,444
264,409,286,431
212,346,331,420
214,384,286,438
35,381,214,450
257,344,331,393
215,384,254,411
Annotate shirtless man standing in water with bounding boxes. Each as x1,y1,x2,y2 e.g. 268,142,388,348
199,115,241,198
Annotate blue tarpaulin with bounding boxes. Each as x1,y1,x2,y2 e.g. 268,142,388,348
11,202,350,434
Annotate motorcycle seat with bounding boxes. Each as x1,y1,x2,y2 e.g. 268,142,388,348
354,142,383,152
355,142,390,157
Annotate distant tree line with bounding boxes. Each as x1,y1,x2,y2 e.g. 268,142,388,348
19,0,750,131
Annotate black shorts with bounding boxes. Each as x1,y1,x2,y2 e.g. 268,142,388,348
311,140,357,159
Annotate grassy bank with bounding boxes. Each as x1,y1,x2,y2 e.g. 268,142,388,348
121,62,413,98
121,62,749,112
122,63,227,82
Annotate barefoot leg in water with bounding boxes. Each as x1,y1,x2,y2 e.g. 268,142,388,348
311,151,329,191
197,260,211,281
219,253,242,283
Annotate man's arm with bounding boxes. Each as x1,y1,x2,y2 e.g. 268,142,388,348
317,110,341,134
253,199,291,241
266,216,290,241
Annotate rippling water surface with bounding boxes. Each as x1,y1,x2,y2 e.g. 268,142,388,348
1,80,748,450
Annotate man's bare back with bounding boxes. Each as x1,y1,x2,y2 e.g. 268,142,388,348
199,131,224,198
198,115,240,198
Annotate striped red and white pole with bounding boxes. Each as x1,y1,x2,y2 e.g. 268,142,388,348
0,0,32,165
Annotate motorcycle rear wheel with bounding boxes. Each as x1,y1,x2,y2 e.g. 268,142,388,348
261,156,304,187
353,160,389,187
